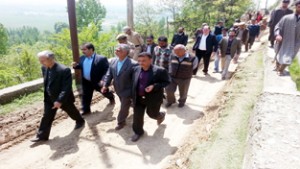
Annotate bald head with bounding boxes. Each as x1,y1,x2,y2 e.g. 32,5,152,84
37,50,56,68
203,25,210,35
174,44,186,58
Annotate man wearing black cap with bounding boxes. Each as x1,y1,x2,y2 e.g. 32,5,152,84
268,0,293,48
274,0,300,76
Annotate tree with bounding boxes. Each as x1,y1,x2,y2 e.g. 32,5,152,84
0,23,8,56
76,0,106,30
54,22,69,33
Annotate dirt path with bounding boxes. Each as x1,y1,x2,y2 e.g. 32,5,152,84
0,41,261,169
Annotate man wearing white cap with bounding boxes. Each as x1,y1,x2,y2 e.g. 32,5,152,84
123,26,144,61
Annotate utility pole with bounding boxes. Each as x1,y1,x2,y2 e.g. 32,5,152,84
67,0,81,87
127,0,134,29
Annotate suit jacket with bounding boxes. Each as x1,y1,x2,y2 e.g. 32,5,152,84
103,57,138,97
237,28,249,44
132,65,170,106
42,63,75,104
74,54,109,87
143,43,158,63
219,37,242,58
192,33,218,53
171,33,188,47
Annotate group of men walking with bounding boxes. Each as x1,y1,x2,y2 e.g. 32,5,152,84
32,0,300,143
268,0,300,76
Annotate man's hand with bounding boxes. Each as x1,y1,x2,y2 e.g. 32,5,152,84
52,101,62,109
72,62,78,68
101,86,108,93
211,52,216,57
145,85,154,93
276,35,283,43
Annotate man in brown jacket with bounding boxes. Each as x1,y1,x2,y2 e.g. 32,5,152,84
219,30,242,80
236,22,249,52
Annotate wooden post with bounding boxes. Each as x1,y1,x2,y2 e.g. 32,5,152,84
127,0,134,29
67,0,81,86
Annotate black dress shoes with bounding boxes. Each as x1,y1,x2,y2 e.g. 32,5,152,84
115,123,126,130
131,134,142,142
81,111,91,116
31,137,48,142
109,98,116,105
74,120,85,130
178,103,185,108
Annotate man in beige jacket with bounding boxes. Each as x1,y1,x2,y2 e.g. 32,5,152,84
123,26,144,61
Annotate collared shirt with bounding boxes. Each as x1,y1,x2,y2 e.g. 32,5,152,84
83,53,95,81
45,63,57,96
154,45,172,70
146,45,152,53
137,69,150,96
296,14,300,22
199,34,208,50
226,38,234,55
117,57,128,75
177,53,198,70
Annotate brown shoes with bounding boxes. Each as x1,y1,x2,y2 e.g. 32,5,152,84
157,112,166,125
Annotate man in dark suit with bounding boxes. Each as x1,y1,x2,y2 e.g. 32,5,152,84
102,44,137,130
131,52,171,142
143,35,158,63
193,25,218,75
171,27,188,47
31,51,85,142
73,42,115,115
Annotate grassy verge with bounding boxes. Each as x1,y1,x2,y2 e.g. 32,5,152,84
289,58,300,91
188,49,264,169
0,89,44,115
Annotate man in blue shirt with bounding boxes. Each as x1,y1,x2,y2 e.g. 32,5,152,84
247,19,260,51
102,44,137,130
214,28,228,73
73,43,115,115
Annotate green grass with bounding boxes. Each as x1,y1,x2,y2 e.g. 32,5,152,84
289,58,300,91
188,49,264,169
0,89,44,115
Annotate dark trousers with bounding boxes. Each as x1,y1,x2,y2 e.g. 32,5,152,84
82,78,114,113
117,96,131,125
166,78,191,104
37,98,84,139
246,36,256,50
132,96,164,135
195,49,212,74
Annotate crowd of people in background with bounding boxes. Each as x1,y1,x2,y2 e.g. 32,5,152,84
31,0,300,143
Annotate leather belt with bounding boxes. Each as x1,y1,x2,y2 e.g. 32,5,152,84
135,45,140,47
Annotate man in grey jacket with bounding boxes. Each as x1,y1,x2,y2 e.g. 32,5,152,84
102,44,137,130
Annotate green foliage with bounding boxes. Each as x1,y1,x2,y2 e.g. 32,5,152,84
289,58,300,91
50,23,117,65
176,0,253,34
134,0,170,41
14,46,40,81
0,23,8,56
54,22,69,33
76,0,106,30
0,64,21,89
7,26,41,45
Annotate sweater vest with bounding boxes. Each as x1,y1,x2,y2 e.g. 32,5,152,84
170,55,195,79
